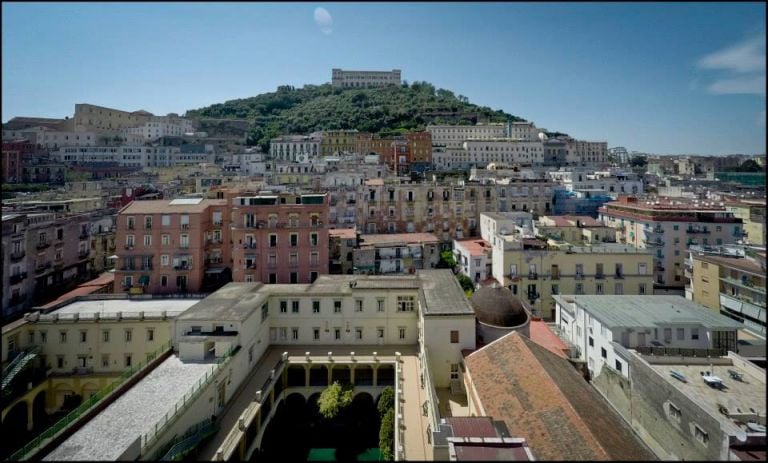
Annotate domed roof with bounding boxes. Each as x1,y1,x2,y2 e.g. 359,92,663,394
470,286,530,327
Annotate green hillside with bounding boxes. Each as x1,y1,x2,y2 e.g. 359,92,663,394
185,81,525,152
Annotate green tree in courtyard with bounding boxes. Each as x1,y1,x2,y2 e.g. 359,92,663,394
317,381,354,420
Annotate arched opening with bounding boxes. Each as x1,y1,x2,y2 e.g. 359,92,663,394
32,390,48,431
287,366,305,388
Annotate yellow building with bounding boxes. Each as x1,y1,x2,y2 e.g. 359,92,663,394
725,199,766,246
492,236,654,320
320,130,359,156
536,215,617,244
687,247,766,337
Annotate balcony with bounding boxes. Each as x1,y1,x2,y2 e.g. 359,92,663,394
212,220,223,227
9,272,27,285
614,273,625,280
36,241,50,250
121,266,137,271
179,244,190,249
527,273,538,280
10,250,25,261
35,262,52,274
78,250,89,258
646,227,664,235
206,239,223,246
174,264,192,271
245,262,257,270
205,258,223,265
125,244,135,250
655,265,665,271
181,224,190,231
686,227,710,234
575,273,585,280
595,273,605,280
643,239,665,247
243,242,257,249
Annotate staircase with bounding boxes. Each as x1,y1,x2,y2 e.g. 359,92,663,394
1,346,41,391
158,419,219,461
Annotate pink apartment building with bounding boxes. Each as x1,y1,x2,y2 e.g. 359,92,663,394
228,191,329,284
114,198,230,294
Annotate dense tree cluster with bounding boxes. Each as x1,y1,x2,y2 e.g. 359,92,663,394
185,82,524,153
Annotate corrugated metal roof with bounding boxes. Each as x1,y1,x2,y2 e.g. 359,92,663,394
553,295,744,330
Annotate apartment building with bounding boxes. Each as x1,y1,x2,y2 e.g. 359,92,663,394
2,211,104,318
599,196,744,291
568,140,609,165
114,198,230,295
724,199,765,246
686,245,766,337
507,121,545,141
426,123,506,149
329,228,356,275
535,215,617,244
121,114,195,141
554,295,743,379
2,144,23,183
453,239,492,283
479,212,535,243
492,235,654,320
319,130,358,156
441,139,546,169
269,134,321,161
331,68,401,88
73,103,152,132
352,233,440,275
53,145,189,168
357,179,554,241
230,191,329,285
547,168,644,197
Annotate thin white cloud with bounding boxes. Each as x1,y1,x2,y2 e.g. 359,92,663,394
698,35,765,73
696,34,766,97
314,7,333,35
707,75,766,96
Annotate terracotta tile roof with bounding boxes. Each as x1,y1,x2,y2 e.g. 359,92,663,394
358,233,440,246
455,239,491,256
464,332,656,461
528,321,569,359
329,228,356,239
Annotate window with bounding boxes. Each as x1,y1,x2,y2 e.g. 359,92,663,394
664,328,672,343
588,336,594,347
60,331,68,343
614,283,623,295
575,283,584,294
57,356,65,368
310,233,318,246
377,299,385,312
450,330,459,343
313,328,320,340
676,328,685,340
125,355,133,368
399,327,406,340
102,354,110,368
638,263,647,275
269,234,277,247
691,328,699,340
596,283,604,294
450,364,460,380
355,299,363,312
292,328,299,340
269,273,277,284
355,328,363,340
694,425,709,446
290,233,298,247
125,329,133,342
377,328,384,339
279,327,287,341
601,347,607,358
80,330,87,343
161,255,169,267
292,300,300,313
313,300,320,313
280,300,287,313
639,283,646,295
147,329,154,341
397,296,415,312
161,275,168,287
334,300,342,313
126,235,135,247
290,272,298,283
310,271,318,283
162,234,170,246
162,215,170,226
334,328,341,340
40,331,47,344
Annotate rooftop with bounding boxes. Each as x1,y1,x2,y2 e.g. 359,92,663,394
693,254,766,277
417,269,475,316
464,332,655,460
539,215,603,227
643,356,766,437
329,228,357,239
49,297,199,317
358,232,440,246
119,198,226,214
43,355,214,461
454,239,491,256
553,295,744,330
176,283,267,322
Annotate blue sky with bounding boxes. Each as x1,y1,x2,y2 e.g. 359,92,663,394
2,2,765,155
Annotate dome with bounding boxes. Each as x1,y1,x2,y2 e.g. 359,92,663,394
470,286,530,327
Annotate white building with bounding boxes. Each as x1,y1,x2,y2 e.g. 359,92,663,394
453,239,492,283
52,145,211,168
554,295,743,378
331,68,401,88
269,134,321,162
427,123,507,149
121,114,195,141
226,152,268,176
479,212,534,244
547,168,644,197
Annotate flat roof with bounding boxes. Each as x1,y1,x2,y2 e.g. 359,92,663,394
359,233,440,246
694,254,765,276
645,360,766,436
553,295,744,330
120,198,226,214
417,269,475,316
51,298,199,316
44,355,214,461
454,239,491,256
329,228,356,239
176,283,267,322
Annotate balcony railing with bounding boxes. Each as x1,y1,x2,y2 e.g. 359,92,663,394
686,228,711,234
595,273,605,280
243,242,257,249
575,273,584,280
36,242,50,250
614,273,625,279
181,224,190,230
527,272,538,280
35,263,52,274
174,264,192,271
78,250,89,258
9,272,28,285
10,251,25,261
212,221,223,227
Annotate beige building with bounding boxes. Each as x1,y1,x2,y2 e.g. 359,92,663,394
320,130,359,156
492,235,654,320
724,199,765,246
686,245,766,337
331,69,401,88
599,196,744,291
427,123,507,149
73,104,152,133
536,215,617,244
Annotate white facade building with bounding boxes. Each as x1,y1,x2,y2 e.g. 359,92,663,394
547,168,644,197
567,140,609,165
554,295,743,379
427,124,507,149
269,135,321,162
121,115,195,141
479,212,534,244
453,239,492,283
52,145,212,168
